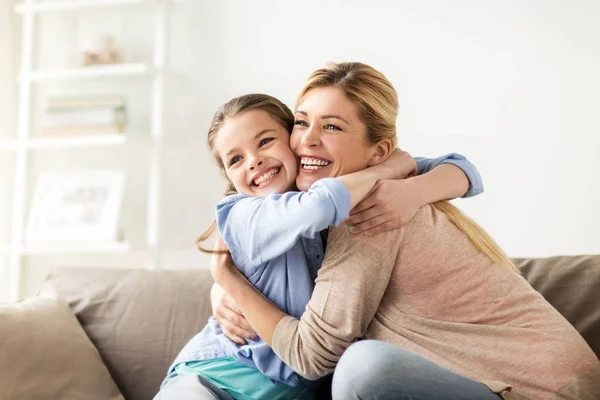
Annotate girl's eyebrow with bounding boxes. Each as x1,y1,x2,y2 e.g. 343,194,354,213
224,129,275,158
295,110,349,125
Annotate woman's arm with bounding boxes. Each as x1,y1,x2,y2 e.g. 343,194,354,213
219,149,413,267
212,225,401,379
346,153,483,235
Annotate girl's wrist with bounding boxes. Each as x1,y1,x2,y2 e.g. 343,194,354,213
405,174,429,207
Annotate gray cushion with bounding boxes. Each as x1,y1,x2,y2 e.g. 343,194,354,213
514,255,600,359
41,268,214,400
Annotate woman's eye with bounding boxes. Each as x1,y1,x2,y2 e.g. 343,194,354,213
230,156,242,166
294,120,309,127
324,124,342,131
259,138,274,147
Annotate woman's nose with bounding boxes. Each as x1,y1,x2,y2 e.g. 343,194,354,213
301,125,321,147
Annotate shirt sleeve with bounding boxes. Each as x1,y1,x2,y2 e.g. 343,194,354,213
414,153,483,198
216,178,351,270
271,224,402,380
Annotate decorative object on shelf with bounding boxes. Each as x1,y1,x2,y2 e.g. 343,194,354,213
40,95,126,136
80,34,124,67
25,171,126,246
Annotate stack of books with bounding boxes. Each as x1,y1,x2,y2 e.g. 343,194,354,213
40,96,126,136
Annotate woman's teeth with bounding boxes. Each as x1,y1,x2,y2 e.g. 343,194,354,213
253,168,280,186
301,157,331,170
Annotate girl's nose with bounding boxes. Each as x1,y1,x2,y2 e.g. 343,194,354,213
249,158,264,170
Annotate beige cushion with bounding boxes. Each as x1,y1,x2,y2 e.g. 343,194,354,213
515,255,600,359
41,268,214,400
0,297,124,400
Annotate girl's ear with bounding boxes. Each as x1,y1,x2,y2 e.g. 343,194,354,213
367,138,394,166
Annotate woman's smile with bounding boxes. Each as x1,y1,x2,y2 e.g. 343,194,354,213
299,155,333,173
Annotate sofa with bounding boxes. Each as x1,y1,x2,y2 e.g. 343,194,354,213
1,255,599,400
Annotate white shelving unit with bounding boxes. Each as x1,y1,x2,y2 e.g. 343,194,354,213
5,0,170,302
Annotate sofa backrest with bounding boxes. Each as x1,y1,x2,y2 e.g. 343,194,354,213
41,268,214,400
40,255,600,400
515,255,600,360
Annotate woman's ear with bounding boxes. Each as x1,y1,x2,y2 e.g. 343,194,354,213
368,138,394,166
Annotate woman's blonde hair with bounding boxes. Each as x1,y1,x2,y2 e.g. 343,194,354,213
197,94,294,254
297,62,518,272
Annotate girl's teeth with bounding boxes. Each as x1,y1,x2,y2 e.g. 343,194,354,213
254,168,279,186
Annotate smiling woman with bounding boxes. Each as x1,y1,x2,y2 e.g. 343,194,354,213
207,62,600,400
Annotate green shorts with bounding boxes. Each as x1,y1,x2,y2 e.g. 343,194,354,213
174,356,315,400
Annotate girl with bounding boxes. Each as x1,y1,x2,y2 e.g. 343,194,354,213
155,93,483,400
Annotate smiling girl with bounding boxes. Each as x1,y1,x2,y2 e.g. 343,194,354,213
154,93,483,400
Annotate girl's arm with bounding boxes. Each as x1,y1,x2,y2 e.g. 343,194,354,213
219,149,412,268
414,153,483,198
346,153,483,235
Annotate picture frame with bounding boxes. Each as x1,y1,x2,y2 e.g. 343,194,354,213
25,171,126,245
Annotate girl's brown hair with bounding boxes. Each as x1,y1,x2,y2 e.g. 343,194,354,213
297,62,518,272
197,94,294,254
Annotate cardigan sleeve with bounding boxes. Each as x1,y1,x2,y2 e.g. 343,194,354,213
271,224,403,380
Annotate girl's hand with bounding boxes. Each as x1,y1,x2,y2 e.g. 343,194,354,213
345,179,423,236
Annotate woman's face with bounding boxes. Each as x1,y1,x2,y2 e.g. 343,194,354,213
215,110,298,196
291,86,374,191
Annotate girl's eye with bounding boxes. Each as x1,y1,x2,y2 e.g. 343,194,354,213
259,138,274,147
324,124,342,131
294,120,309,127
230,155,242,166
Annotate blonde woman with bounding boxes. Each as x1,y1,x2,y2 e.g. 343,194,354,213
211,62,600,399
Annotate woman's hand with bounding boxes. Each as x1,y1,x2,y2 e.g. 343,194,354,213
210,235,257,344
211,283,257,345
345,178,423,236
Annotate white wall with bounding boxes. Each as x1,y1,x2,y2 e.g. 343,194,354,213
179,0,600,259
3,0,599,298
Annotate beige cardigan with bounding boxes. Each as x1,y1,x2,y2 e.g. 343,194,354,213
272,205,600,399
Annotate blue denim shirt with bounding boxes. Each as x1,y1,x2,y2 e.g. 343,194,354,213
168,153,483,387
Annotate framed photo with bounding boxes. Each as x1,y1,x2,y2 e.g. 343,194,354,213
26,171,126,245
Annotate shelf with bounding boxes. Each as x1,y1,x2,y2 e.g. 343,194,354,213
20,242,131,255
21,63,149,82
15,0,146,14
28,133,127,149
0,134,128,150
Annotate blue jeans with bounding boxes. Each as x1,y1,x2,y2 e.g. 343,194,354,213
331,340,503,400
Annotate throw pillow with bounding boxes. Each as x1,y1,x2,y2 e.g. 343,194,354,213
0,297,124,400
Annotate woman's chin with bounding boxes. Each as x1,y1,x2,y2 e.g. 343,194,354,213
296,173,324,191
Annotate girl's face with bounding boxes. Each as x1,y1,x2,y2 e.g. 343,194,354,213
215,109,298,197
291,86,375,191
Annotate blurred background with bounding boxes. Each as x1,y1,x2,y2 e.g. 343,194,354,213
1,0,599,303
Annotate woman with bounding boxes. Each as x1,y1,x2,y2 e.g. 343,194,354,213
211,62,600,399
